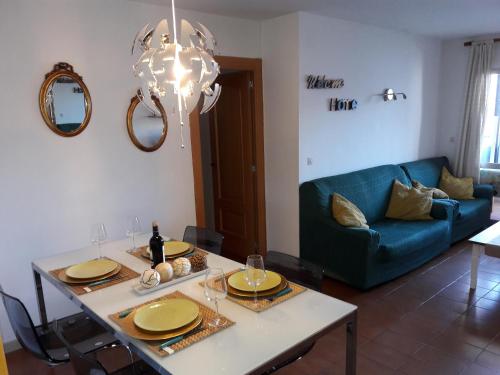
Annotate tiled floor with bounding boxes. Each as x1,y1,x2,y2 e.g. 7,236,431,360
277,241,500,375
7,199,500,374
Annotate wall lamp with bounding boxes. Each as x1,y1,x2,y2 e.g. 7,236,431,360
382,88,407,101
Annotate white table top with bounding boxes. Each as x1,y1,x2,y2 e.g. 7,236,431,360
469,220,500,247
32,234,357,375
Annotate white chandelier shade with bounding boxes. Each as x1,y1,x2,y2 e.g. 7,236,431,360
131,3,221,147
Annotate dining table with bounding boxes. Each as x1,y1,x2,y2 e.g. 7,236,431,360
31,234,358,375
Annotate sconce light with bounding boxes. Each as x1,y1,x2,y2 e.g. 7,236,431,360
382,88,407,101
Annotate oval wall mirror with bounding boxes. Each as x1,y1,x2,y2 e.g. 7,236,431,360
39,62,92,137
126,93,168,152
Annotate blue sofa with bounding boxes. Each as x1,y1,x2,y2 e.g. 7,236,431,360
300,164,455,289
400,156,494,243
299,157,494,290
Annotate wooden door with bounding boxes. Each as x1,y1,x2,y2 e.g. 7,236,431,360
210,71,257,259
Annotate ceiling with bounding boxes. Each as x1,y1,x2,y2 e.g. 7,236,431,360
132,0,500,40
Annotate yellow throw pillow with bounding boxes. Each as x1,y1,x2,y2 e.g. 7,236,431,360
385,179,433,220
332,193,369,229
438,167,474,200
412,180,449,199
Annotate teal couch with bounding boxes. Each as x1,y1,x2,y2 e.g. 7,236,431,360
300,164,456,289
400,156,494,243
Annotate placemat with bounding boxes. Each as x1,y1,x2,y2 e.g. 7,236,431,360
109,291,234,357
200,269,306,312
129,245,208,264
49,258,140,295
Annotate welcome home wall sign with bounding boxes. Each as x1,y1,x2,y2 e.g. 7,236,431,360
329,98,358,111
306,75,344,89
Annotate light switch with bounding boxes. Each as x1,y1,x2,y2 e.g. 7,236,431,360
307,157,313,166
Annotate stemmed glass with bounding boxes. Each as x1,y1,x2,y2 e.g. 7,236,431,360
125,216,142,251
91,223,107,259
204,268,228,327
245,254,267,306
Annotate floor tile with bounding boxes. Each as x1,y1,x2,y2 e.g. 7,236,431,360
476,350,500,371
461,363,500,375
360,341,412,370
372,331,425,356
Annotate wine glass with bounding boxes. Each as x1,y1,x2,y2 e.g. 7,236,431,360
125,216,142,251
91,223,107,259
204,268,228,327
245,254,267,306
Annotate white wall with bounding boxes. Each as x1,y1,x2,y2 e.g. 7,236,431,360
261,13,301,256
299,12,442,182
437,35,500,168
263,12,443,256
0,0,260,343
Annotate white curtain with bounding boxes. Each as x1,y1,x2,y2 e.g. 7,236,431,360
456,40,494,181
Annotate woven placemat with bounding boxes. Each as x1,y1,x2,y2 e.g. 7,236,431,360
129,245,208,265
109,291,234,357
200,269,306,312
49,258,140,295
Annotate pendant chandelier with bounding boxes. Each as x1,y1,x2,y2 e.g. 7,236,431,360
131,0,221,148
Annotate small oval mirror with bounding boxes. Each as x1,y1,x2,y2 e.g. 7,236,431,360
127,94,168,152
39,63,91,136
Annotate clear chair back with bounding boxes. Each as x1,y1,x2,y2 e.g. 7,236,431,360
183,226,224,255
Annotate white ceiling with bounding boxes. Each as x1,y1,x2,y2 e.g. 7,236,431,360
132,0,500,40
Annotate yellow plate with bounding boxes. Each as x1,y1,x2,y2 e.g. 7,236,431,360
58,264,121,284
228,278,288,298
133,298,200,333
164,241,191,256
228,270,282,292
65,259,118,279
143,246,193,260
121,311,203,341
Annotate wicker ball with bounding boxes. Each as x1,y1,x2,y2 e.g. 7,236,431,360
189,253,207,272
172,257,191,277
155,262,174,283
140,269,161,289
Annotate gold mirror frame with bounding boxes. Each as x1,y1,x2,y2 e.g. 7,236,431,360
39,62,92,137
126,94,168,152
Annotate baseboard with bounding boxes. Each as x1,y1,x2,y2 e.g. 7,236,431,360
4,339,20,353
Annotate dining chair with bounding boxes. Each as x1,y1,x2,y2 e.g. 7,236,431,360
0,285,116,366
182,226,224,255
264,251,324,292
262,251,324,374
54,322,157,375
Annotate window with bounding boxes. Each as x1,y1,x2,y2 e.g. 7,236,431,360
480,73,500,167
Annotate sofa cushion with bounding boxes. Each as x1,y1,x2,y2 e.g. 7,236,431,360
400,157,450,188
306,164,410,224
412,180,449,199
332,193,369,228
439,167,474,200
371,219,449,262
385,179,433,220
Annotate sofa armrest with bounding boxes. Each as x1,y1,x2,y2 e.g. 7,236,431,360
474,184,495,200
431,199,459,220
317,217,380,252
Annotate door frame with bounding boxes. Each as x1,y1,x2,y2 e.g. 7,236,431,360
189,55,267,256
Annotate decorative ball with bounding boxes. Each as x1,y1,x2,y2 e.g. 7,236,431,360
155,262,174,283
140,269,161,289
172,257,191,277
189,253,207,273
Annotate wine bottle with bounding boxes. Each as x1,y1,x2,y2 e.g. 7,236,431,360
150,221,164,269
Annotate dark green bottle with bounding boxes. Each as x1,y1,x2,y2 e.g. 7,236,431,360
150,221,164,269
